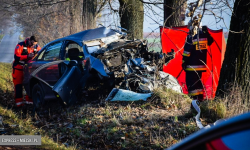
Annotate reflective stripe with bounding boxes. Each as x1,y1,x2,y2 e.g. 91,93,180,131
25,101,33,104
183,53,190,57
189,89,203,96
19,61,25,64
189,89,203,93
193,41,208,45
16,102,23,106
189,92,203,96
185,65,207,71
185,68,207,71
187,65,206,68
193,38,207,42
183,51,190,57
193,39,208,45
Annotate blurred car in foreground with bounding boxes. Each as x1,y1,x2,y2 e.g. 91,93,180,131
167,112,250,150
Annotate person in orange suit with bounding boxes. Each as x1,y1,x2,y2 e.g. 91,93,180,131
12,35,41,107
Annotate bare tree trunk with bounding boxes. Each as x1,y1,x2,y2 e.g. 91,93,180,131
119,0,144,39
164,0,187,27
217,0,250,110
82,0,97,30
69,0,82,34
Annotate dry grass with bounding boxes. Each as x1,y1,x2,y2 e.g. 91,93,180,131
0,105,78,150
0,63,13,91
152,87,192,110
0,63,77,150
66,88,199,149
199,84,249,123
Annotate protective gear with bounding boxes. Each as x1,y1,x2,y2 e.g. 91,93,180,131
183,28,213,72
12,69,24,107
182,27,214,101
160,25,226,99
186,71,203,101
12,38,41,107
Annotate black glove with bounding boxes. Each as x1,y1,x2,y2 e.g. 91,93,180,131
27,53,34,60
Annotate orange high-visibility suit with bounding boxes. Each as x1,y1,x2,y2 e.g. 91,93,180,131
12,38,41,107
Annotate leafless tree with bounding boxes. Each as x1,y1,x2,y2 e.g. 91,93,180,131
0,0,108,46
0,1,14,33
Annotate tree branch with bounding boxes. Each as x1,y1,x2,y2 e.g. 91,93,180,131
138,0,164,5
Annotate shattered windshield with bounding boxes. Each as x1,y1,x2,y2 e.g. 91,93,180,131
87,45,100,54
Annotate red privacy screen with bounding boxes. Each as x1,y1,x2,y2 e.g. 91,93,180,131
160,26,226,99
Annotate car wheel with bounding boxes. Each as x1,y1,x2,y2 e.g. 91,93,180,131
32,84,45,109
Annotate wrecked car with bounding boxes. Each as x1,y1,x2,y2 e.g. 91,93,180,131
23,27,182,109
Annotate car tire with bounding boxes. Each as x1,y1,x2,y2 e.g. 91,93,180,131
32,83,45,109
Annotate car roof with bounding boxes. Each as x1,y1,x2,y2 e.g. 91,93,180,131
44,27,119,47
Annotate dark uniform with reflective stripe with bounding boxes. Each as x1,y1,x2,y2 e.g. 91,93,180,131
182,27,213,101
12,38,41,107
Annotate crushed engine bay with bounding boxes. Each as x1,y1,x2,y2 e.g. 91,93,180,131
85,38,182,101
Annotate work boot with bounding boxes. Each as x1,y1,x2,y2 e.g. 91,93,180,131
15,98,24,107
25,95,33,105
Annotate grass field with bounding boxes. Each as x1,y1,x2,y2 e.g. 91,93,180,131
0,63,75,150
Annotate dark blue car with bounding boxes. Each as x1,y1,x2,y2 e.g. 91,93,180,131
23,27,175,109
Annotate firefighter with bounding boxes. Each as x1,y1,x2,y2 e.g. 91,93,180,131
12,35,41,107
182,23,214,101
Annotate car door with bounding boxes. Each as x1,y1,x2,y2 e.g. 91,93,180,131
29,41,64,84
23,41,64,97
52,41,87,105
